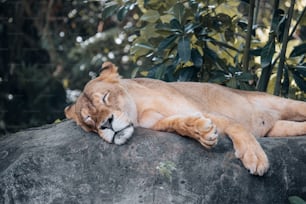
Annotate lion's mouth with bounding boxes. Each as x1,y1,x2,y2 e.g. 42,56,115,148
99,123,134,145
112,124,134,144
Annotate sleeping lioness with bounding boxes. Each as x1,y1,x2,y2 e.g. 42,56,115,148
65,62,306,176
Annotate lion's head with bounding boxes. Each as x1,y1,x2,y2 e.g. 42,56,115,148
65,62,137,145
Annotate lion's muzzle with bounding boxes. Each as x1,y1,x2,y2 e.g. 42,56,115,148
98,114,134,145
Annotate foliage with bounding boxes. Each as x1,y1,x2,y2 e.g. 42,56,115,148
104,0,306,97
156,161,177,182
0,0,71,133
0,63,66,133
0,0,134,133
289,196,306,204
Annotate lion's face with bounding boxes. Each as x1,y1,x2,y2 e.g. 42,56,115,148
65,62,136,145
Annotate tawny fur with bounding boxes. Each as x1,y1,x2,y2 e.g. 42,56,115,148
65,62,306,176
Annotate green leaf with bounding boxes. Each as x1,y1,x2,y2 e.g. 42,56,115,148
172,3,185,24
133,42,154,50
156,23,182,34
293,66,306,77
144,0,150,6
102,4,118,20
184,22,200,34
235,72,254,82
209,70,228,84
178,36,191,62
276,15,286,42
191,48,203,68
188,0,198,12
215,13,232,30
131,42,154,60
250,48,263,56
158,34,177,51
117,6,129,21
156,161,176,182
282,66,289,96
237,21,247,31
288,196,306,204
140,24,160,39
291,69,306,92
257,63,273,92
226,78,237,88
290,43,306,57
170,19,182,31
203,47,228,71
156,23,172,30
147,64,166,80
261,40,275,68
178,67,196,81
271,9,285,32
239,82,255,91
155,64,166,79
295,65,306,71
140,10,160,23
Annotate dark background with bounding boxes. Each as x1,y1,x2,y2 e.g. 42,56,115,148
0,0,135,134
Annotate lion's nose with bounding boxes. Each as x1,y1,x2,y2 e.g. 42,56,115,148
100,115,113,130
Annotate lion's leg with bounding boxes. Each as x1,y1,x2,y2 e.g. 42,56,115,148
206,114,269,176
281,100,306,121
144,110,269,175
261,97,306,121
151,114,218,149
267,120,306,137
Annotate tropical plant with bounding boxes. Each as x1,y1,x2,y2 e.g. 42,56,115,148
103,0,306,98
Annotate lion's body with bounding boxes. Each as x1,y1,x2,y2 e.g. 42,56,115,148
65,62,306,176
128,78,276,136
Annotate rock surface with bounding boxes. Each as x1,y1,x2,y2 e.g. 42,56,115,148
0,120,306,204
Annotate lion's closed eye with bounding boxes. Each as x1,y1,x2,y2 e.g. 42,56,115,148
102,92,110,105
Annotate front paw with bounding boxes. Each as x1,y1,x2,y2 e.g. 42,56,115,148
186,115,219,149
235,141,269,176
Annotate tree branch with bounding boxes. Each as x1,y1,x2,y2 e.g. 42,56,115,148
273,0,295,96
242,0,255,72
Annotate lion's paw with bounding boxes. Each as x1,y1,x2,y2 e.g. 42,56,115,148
235,142,269,176
186,115,219,149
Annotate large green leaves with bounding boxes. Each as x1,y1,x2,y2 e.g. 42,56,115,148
102,4,118,20
261,40,275,68
117,6,129,21
178,36,191,62
130,42,154,60
125,0,306,98
290,43,306,57
158,34,177,51
156,19,183,34
172,3,185,24
257,40,275,92
291,67,306,92
140,10,160,23
191,48,203,68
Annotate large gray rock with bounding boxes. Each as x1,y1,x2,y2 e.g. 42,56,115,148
0,120,306,204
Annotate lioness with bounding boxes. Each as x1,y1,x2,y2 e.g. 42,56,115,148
65,62,306,176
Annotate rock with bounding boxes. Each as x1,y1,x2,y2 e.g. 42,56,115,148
0,120,306,204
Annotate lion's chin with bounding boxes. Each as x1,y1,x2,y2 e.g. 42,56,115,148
99,125,134,145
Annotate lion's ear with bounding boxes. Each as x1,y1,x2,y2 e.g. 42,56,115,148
98,62,120,82
65,104,77,120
